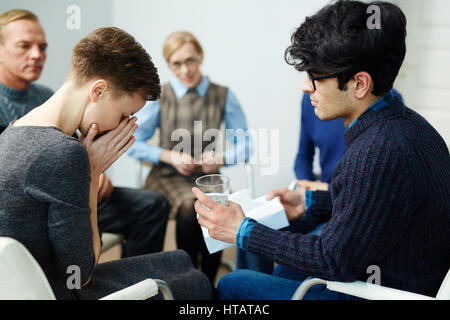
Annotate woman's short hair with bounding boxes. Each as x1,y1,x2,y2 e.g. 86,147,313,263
285,0,407,96
0,9,39,43
70,27,160,101
163,31,203,63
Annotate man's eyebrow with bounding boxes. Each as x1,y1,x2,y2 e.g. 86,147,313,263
15,39,48,47
15,40,30,44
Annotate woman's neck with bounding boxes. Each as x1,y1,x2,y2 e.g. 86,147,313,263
14,81,88,136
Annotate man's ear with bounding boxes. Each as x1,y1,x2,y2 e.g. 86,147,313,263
352,71,373,100
89,79,108,103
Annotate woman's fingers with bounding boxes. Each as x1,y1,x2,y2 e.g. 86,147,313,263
114,122,138,152
81,123,98,147
86,118,138,176
111,117,138,149
108,135,136,165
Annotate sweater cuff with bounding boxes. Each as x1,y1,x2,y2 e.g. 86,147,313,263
236,217,256,250
305,190,315,219
308,190,333,222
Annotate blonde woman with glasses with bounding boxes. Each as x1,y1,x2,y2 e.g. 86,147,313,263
128,31,251,285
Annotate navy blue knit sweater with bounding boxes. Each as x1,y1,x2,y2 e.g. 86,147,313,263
247,97,450,296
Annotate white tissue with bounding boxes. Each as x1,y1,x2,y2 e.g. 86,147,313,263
201,189,289,254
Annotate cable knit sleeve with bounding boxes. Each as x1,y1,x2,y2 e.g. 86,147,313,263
246,125,419,283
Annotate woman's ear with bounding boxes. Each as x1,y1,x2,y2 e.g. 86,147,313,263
352,71,373,100
89,79,108,102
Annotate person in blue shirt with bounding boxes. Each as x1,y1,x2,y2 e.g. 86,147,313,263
128,31,250,285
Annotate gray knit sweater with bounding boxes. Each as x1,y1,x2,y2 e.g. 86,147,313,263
0,125,212,300
0,125,93,299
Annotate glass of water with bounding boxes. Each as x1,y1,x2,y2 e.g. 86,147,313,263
195,174,230,207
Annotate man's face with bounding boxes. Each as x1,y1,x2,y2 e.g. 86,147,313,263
0,19,47,88
302,72,353,123
168,42,202,89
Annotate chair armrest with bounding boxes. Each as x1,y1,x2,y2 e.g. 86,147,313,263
291,278,327,300
100,279,158,300
292,278,435,300
154,279,174,300
288,180,297,190
327,280,434,300
100,232,123,253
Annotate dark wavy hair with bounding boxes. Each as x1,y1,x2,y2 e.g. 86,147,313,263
285,0,407,96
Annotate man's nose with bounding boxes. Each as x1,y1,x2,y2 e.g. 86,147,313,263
301,76,314,94
29,45,44,61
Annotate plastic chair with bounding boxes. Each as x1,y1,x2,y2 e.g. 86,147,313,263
101,232,124,253
0,237,173,300
288,179,297,190
291,269,450,300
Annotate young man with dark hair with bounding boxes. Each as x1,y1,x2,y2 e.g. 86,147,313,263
0,9,170,260
193,0,450,299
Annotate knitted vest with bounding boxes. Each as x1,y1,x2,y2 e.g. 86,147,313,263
158,82,228,159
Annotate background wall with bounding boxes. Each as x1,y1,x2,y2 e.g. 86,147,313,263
395,0,450,146
1,1,448,197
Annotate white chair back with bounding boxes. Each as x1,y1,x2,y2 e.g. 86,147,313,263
0,237,56,300
436,269,450,300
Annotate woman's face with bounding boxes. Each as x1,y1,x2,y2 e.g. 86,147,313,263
168,42,202,88
80,89,145,137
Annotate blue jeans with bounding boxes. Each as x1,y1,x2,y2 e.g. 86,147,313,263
236,248,274,274
218,264,361,300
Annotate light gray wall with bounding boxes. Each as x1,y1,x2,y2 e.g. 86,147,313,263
396,0,450,146
0,0,112,91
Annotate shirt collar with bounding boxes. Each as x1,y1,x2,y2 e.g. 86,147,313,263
348,89,394,128
169,75,209,99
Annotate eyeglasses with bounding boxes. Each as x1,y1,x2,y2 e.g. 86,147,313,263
307,72,341,92
169,57,200,71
